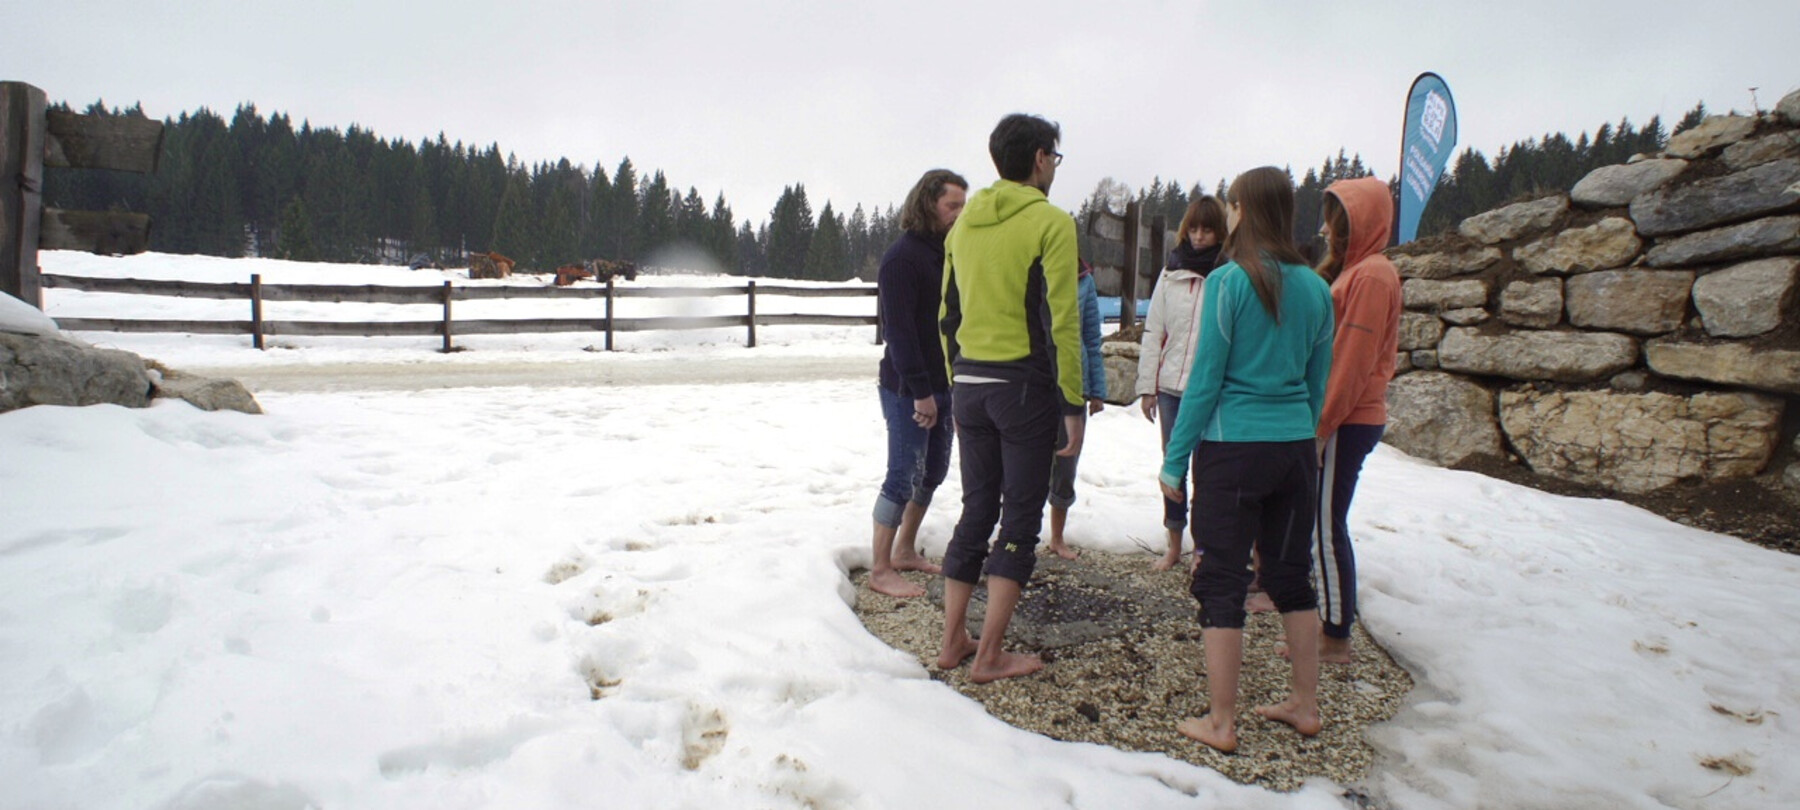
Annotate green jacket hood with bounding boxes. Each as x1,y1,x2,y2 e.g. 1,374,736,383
961,179,1049,229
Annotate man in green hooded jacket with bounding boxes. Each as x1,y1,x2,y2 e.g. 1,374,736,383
934,113,1084,683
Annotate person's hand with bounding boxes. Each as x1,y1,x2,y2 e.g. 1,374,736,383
1160,478,1185,504
1140,395,1156,422
1056,413,1085,458
1316,435,1328,463
913,396,939,430
1087,398,1105,416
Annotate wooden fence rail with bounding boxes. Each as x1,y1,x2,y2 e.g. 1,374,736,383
41,273,880,352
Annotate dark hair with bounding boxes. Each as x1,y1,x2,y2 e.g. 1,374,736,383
1223,166,1308,321
1177,195,1227,242
899,169,969,236
988,113,1060,182
1315,191,1352,282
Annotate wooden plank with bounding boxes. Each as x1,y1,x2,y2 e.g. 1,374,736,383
41,273,251,299
54,317,249,335
39,208,151,254
44,109,165,173
755,314,879,327
612,285,749,299
748,284,877,298
259,283,442,304
452,285,612,301
265,320,442,337
2,81,47,307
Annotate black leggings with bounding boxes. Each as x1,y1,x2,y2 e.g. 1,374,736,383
1188,439,1320,629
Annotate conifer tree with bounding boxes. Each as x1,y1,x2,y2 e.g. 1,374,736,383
804,202,849,281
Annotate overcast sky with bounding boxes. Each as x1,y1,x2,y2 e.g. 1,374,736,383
10,1,1798,226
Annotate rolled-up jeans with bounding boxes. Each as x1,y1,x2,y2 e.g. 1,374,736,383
1158,391,1195,529
872,385,953,528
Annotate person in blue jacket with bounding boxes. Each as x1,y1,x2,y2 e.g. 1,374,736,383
1044,259,1107,559
866,168,968,597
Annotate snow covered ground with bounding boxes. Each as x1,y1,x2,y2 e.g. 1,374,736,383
2,252,1797,809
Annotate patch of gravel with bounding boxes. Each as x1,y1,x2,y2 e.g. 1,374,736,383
852,549,1413,795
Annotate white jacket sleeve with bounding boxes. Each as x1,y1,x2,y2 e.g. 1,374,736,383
1135,271,1169,397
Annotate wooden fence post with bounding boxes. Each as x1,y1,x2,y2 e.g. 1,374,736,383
604,276,615,351
746,280,758,348
440,280,454,352
1,82,47,308
1121,201,1142,330
251,273,264,349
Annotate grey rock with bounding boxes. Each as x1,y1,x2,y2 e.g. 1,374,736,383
1664,115,1759,159
1723,131,1800,171
1459,195,1569,245
1398,312,1445,351
1631,158,1800,236
1411,350,1441,370
1610,371,1651,392
1383,371,1503,466
1439,327,1638,383
1100,341,1140,405
1646,340,1800,395
0,333,153,413
1691,257,1800,337
1499,388,1784,493
1391,246,1504,279
1517,217,1643,275
1441,307,1490,326
1786,462,1800,492
1395,353,1415,375
1404,279,1489,310
1781,88,1800,125
1646,215,1800,267
1500,279,1564,328
1564,269,1695,335
1570,159,1687,208
147,365,263,414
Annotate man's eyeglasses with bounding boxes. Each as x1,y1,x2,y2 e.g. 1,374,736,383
1049,151,1064,166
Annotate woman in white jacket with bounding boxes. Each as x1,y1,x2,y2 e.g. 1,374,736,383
1136,195,1227,570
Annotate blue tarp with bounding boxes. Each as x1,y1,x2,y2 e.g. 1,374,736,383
1096,296,1150,321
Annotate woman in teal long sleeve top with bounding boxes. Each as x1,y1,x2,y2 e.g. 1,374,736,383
1159,167,1334,755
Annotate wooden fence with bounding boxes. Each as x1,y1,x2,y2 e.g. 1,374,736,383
42,273,879,352
3,81,163,308
1084,201,1174,331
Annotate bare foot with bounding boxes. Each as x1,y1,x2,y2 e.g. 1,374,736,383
1046,541,1080,560
890,553,942,575
1275,637,1354,664
1244,592,1277,614
1255,697,1321,737
1151,551,1181,571
868,569,925,598
934,635,978,670
1176,713,1238,753
968,650,1044,684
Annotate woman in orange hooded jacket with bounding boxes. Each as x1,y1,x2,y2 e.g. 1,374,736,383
1308,177,1402,664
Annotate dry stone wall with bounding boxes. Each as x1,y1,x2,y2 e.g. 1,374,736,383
1385,88,1800,496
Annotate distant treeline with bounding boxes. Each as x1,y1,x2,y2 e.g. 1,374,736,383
1076,102,1707,255
43,99,1708,279
41,102,897,281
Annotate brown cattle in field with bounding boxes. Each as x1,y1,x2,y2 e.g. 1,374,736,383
468,252,515,279
554,264,595,286
585,258,638,282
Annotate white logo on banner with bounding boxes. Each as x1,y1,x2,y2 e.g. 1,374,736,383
1421,90,1449,150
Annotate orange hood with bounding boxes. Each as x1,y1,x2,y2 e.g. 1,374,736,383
1326,177,1393,269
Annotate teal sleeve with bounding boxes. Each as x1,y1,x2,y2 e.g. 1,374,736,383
1307,285,1335,428
1160,272,1232,487
1045,214,1085,411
